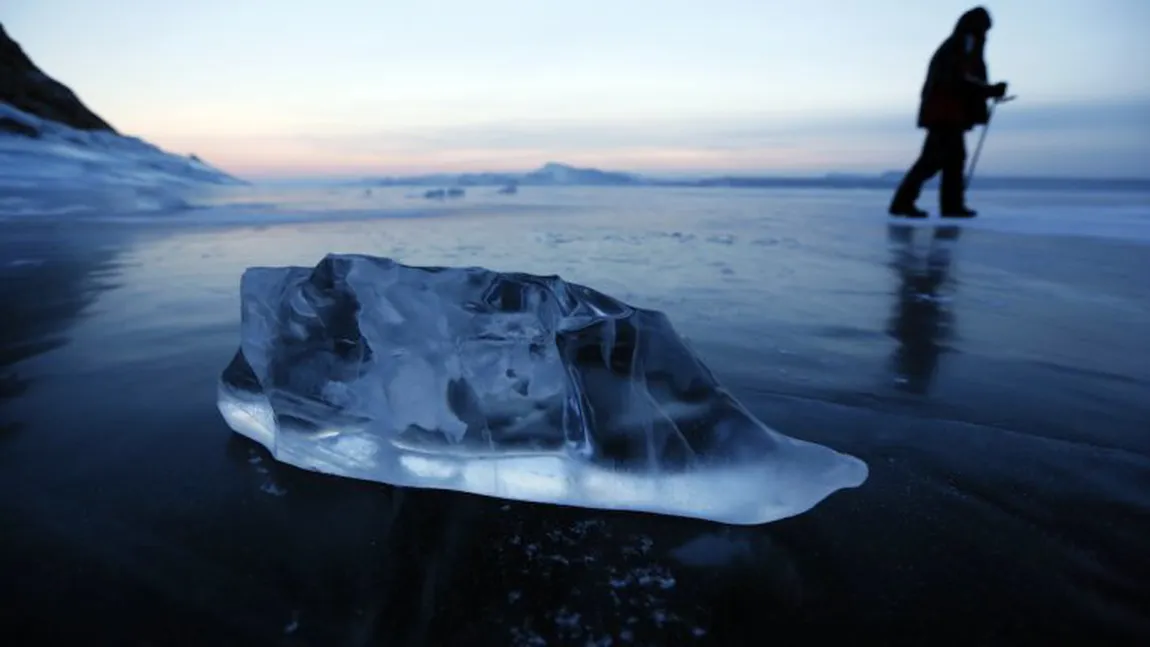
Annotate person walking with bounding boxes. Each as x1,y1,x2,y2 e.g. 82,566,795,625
889,7,1009,219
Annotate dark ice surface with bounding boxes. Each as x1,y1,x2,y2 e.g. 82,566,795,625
1,186,1148,646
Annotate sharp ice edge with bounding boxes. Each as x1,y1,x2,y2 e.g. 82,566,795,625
216,254,868,524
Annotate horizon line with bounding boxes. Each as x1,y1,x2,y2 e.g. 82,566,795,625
237,165,1150,183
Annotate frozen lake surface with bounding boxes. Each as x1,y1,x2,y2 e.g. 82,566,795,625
1,184,1148,645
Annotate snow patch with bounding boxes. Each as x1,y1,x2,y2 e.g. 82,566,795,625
0,102,242,216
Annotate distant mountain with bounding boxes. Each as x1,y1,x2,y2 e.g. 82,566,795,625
364,163,1149,194
522,162,641,186
0,22,240,189
367,162,641,188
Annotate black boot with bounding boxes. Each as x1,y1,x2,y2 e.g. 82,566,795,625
941,206,977,218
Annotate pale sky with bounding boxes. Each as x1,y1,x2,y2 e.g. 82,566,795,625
5,0,1149,178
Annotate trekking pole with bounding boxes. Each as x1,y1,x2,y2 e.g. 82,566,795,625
965,94,1016,189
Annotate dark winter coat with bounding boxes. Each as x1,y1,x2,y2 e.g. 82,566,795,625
917,7,995,131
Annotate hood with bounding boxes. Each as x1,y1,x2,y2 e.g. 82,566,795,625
954,6,992,35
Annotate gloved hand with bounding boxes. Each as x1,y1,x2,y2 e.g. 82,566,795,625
990,81,1008,99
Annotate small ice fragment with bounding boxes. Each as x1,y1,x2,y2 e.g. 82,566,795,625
260,481,287,496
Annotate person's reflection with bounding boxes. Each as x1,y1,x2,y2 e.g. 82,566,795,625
886,224,960,394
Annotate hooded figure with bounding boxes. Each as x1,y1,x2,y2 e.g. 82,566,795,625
890,7,1008,218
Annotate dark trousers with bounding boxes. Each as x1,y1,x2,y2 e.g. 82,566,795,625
892,128,967,211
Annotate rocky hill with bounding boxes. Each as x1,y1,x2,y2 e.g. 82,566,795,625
0,23,115,133
0,21,240,207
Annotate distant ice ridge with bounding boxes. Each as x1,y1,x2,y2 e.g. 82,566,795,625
217,255,868,524
0,102,240,215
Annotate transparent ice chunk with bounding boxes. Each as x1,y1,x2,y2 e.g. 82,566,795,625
217,254,867,524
